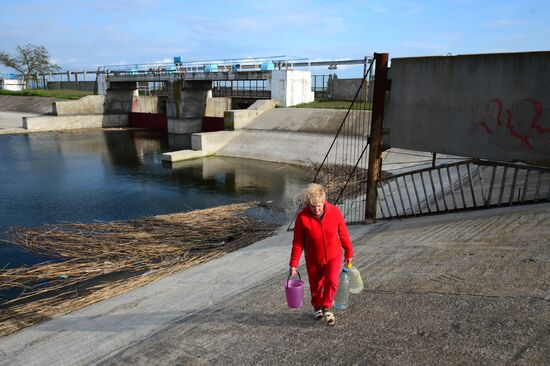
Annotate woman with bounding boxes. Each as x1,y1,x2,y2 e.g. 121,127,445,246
289,183,354,326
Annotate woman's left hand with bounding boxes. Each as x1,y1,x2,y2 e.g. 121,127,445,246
345,258,352,266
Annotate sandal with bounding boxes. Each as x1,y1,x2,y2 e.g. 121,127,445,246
323,309,336,326
313,308,324,320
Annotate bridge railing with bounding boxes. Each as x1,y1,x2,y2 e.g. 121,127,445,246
98,55,308,75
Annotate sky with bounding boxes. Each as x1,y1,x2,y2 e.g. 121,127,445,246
1,0,549,78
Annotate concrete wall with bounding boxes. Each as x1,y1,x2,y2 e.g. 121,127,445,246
54,95,106,115
183,129,364,166
23,114,128,131
47,81,96,91
224,100,278,130
97,74,107,95
270,70,314,107
182,81,211,118
168,80,212,135
53,95,160,115
244,107,370,136
329,78,367,101
0,95,58,113
163,106,371,165
384,51,550,164
168,118,202,134
105,82,138,114
205,96,231,117
131,96,160,113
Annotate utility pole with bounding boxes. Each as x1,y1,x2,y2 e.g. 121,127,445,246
365,53,389,223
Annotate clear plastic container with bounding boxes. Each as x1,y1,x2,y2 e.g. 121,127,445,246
347,264,364,294
333,267,350,309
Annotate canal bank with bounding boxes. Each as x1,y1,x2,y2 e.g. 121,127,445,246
1,202,548,365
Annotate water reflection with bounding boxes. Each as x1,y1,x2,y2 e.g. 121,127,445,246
0,130,310,269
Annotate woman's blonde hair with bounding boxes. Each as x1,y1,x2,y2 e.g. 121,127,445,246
301,183,326,207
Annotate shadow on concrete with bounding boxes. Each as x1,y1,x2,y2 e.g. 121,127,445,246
33,308,312,333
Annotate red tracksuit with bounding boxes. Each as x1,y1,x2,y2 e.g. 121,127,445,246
289,201,354,309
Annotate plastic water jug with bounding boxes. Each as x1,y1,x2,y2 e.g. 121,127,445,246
347,264,364,294
333,267,350,310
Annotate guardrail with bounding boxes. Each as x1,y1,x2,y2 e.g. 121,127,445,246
377,159,550,219
97,55,308,75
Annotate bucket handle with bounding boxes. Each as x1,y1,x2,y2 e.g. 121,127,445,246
286,271,301,288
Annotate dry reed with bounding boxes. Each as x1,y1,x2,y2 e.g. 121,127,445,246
307,163,392,204
0,202,276,336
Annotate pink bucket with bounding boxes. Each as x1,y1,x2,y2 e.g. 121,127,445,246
283,272,304,308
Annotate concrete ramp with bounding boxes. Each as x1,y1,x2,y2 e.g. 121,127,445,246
1,204,548,365
246,108,370,136
0,95,58,114
163,107,372,164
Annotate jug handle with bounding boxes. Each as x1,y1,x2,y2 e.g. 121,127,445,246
286,271,301,287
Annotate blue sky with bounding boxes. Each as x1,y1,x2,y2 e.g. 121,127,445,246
1,0,549,77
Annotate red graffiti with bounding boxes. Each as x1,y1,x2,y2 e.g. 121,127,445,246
470,98,550,153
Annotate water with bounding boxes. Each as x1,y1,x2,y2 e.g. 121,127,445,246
0,130,311,269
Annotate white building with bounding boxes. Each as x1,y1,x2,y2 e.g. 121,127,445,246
0,76,25,91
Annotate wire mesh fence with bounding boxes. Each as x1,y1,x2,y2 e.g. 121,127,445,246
288,57,375,229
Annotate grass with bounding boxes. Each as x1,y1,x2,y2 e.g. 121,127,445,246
0,89,94,100
291,99,372,110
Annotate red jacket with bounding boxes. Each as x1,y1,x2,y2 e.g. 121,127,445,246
289,201,353,267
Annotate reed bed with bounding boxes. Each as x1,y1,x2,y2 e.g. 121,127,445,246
0,202,276,336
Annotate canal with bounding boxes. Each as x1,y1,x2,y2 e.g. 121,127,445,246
0,130,311,269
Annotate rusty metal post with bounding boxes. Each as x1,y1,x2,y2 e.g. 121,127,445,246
365,53,389,223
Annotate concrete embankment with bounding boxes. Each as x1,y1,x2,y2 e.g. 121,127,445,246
0,95,59,114
1,203,548,365
22,114,128,131
0,96,55,133
0,95,130,132
164,107,370,165
245,107,369,135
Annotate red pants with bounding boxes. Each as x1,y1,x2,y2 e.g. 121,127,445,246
306,256,342,309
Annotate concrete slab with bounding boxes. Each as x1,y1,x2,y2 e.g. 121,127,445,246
0,203,549,365
246,108,369,135
23,114,128,131
0,95,57,114
0,111,38,129
161,149,205,162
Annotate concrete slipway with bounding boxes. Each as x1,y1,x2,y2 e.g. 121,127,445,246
0,203,549,365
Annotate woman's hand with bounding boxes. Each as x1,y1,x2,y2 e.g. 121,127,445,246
289,266,298,276
345,258,352,267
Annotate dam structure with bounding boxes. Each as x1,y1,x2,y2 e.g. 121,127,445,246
95,56,366,135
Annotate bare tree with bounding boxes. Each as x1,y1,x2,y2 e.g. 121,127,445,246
0,44,60,88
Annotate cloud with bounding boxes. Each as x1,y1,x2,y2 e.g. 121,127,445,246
485,18,524,28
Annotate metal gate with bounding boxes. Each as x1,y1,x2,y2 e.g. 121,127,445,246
287,56,375,229
376,159,550,219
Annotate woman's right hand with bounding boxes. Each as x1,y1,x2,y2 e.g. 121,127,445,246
289,266,298,276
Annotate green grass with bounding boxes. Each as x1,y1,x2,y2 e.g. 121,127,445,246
292,99,372,110
0,89,94,100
